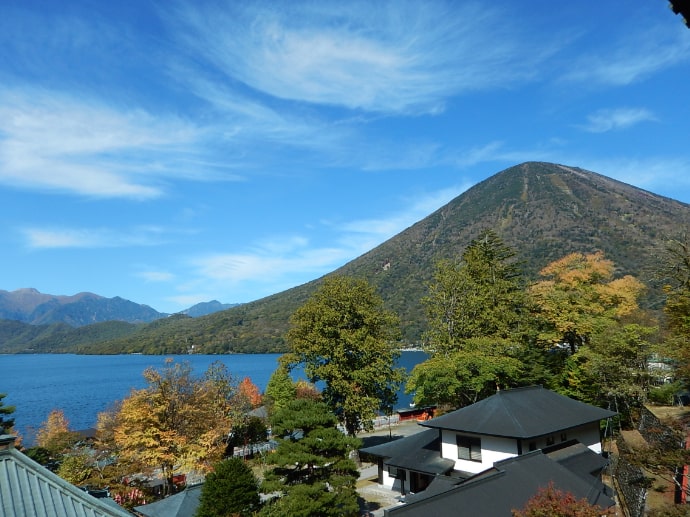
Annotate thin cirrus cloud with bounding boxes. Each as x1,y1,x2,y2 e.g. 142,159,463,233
136,271,176,283
563,24,690,86
581,108,656,133
21,225,169,249
168,1,551,115
191,185,469,292
0,89,206,199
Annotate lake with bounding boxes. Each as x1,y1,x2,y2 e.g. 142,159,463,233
0,351,426,445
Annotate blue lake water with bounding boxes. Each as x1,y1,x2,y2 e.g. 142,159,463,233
0,351,426,444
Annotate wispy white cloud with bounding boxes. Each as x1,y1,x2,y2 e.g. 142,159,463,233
168,1,554,115
136,271,176,283
21,225,170,249
580,107,657,133
563,24,690,86
0,89,211,198
185,184,468,302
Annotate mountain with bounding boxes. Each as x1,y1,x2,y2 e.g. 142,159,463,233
3,162,689,354
0,288,166,326
181,300,241,317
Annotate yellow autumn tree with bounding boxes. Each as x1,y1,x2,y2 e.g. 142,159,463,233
529,252,654,423
113,360,238,496
35,409,79,458
529,251,645,353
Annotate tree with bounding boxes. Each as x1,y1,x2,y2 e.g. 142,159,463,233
658,236,690,382
529,252,652,417
407,337,524,408
264,363,297,414
512,482,606,516
529,251,645,354
113,360,239,496
196,457,261,517
0,393,15,432
237,377,262,408
408,231,527,409
57,451,94,486
35,409,79,459
422,229,525,355
558,321,655,422
260,399,361,517
285,276,404,436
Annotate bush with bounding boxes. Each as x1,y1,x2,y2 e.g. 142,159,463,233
648,381,684,406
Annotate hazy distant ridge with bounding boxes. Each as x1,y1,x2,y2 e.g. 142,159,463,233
0,288,239,327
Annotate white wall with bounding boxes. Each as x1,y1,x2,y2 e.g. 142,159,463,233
440,430,519,474
439,423,604,473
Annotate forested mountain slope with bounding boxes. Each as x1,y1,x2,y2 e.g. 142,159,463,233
4,162,688,354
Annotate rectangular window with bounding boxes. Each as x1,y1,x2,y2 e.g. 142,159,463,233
388,466,405,480
546,435,555,446
457,435,482,462
561,433,568,442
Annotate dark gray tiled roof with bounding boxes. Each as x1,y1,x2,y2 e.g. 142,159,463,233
0,435,132,517
360,428,455,476
360,428,436,460
421,386,616,438
134,484,202,517
385,449,615,517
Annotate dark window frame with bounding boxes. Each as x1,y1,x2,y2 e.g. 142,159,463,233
457,435,482,462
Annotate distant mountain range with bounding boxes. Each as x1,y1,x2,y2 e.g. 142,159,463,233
0,288,238,327
2,162,689,354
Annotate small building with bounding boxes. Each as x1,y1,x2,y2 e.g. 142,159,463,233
360,386,617,515
385,443,615,516
421,385,616,476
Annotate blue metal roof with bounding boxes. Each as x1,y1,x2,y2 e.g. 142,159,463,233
0,434,132,517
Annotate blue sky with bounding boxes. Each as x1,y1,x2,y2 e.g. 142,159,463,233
1,1,689,313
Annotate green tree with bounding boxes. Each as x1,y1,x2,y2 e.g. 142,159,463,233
0,393,15,432
260,399,360,517
408,231,527,409
559,322,655,421
407,337,524,408
658,236,690,382
422,229,525,355
285,276,404,436
264,363,297,414
57,451,94,486
196,457,261,517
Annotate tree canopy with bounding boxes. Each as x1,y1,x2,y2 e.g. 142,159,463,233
112,360,239,495
285,275,404,436
529,251,645,354
260,398,361,517
196,457,261,517
409,231,527,409
422,229,526,355
0,393,15,432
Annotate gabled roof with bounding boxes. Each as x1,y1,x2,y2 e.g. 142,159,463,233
421,386,616,438
133,484,202,517
0,434,132,517
386,448,615,516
